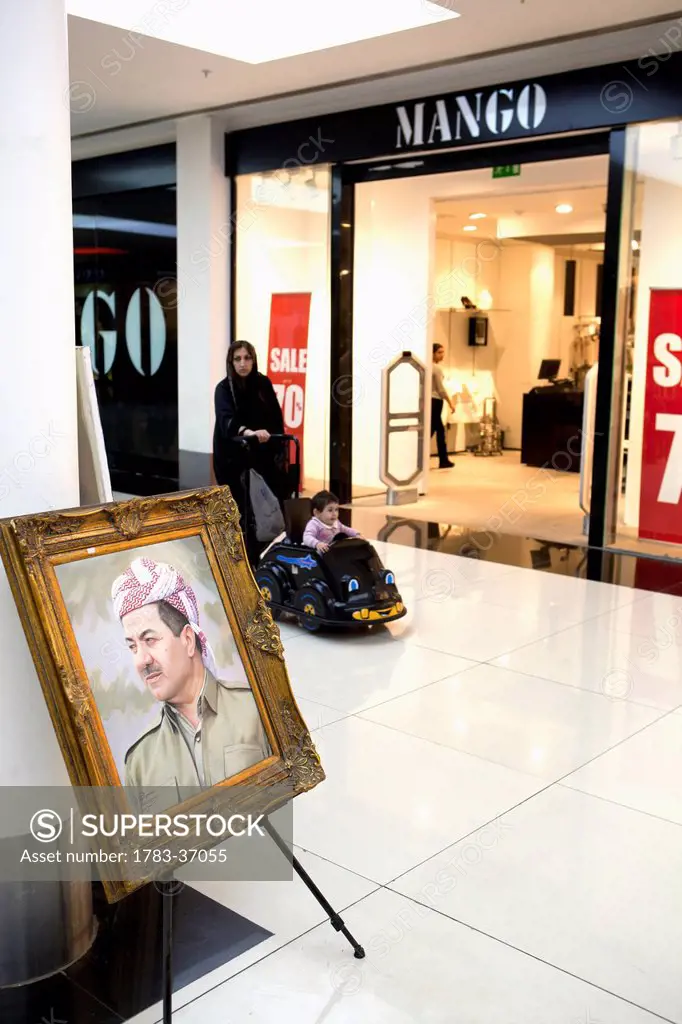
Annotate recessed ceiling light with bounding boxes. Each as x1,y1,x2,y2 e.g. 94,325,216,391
463,225,477,232
469,213,486,220
65,0,460,63
555,203,573,214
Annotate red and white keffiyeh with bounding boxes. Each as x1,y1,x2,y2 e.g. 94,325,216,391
111,556,217,677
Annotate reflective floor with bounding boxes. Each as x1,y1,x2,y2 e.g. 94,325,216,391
352,509,682,593
143,536,682,1023
10,534,682,1023
351,450,682,561
353,450,586,547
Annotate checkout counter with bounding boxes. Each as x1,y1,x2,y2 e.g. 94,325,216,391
520,360,584,473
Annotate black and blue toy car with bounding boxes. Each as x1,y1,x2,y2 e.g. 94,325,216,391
254,501,407,632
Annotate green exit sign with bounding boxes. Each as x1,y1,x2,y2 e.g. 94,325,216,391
492,164,521,179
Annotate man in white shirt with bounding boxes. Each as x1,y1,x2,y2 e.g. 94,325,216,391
432,343,456,469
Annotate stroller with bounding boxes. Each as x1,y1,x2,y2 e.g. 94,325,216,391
231,433,303,567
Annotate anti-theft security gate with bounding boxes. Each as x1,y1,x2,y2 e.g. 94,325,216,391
380,351,426,505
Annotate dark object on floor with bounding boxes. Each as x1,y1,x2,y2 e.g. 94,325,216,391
68,882,270,1021
0,970,122,1024
0,883,271,1023
521,388,584,472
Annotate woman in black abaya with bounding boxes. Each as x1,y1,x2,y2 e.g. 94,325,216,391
212,340,288,534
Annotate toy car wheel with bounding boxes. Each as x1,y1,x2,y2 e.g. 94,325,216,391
254,568,283,607
293,587,326,632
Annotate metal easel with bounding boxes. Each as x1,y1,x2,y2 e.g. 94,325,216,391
157,817,365,1022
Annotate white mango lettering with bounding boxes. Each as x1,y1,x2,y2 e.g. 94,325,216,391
395,82,548,150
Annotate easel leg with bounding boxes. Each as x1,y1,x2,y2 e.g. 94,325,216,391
264,818,365,959
159,880,174,1023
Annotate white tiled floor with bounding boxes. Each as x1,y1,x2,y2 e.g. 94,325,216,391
130,542,682,1024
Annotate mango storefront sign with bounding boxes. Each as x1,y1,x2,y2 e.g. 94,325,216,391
227,53,682,175
639,289,682,544
395,84,547,150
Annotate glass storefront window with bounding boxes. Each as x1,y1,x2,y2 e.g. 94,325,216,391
611,120,682,557
73,185,179,495
234,165,331,494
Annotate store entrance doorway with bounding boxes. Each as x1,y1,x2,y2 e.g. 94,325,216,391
348,147,611,547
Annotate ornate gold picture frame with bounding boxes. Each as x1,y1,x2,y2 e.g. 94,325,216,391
0,487,324,901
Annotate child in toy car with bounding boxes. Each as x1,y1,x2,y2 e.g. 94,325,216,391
302,490,364,554
254,492,405,632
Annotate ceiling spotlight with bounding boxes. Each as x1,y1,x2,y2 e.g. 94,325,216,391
556,203,573,214
631,239,640,251
469,213,486,220
463,225,478,232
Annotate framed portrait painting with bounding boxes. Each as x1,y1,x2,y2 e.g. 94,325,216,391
0,487,324,901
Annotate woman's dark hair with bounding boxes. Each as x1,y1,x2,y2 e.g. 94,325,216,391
311,490,339,513
433,343,444,355
226,340,259,384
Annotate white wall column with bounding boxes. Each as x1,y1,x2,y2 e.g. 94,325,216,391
353,178,434,495
0,0,92,985
176,115,231,486
0,0,80,786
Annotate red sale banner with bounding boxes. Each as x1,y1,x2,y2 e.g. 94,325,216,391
267,293,311,487
639,288,682,543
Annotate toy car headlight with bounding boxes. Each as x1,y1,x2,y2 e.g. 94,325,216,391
348,578,360,593
384,571,395,586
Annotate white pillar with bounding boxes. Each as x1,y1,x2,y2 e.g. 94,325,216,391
0,0,91,986
176,115,231,485
0,0,79,785
352,177,433,495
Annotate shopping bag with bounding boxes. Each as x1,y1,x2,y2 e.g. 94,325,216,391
249,470,286,543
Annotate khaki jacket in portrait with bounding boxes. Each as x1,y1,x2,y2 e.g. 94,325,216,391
123,670,271,809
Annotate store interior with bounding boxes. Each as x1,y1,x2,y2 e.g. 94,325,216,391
235,123,682,559
350,152,610,547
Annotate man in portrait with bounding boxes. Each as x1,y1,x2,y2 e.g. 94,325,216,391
111,556,271,798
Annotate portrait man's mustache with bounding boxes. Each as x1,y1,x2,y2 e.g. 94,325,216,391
141,661,162,680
